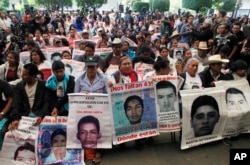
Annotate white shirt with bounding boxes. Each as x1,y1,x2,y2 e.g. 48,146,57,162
183,72,202,90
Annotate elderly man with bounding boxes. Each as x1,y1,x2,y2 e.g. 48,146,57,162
199,55,233,87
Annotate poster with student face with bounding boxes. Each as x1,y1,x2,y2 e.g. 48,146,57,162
0,117,38,165
108,81,159,145
38,116,83,165
152,75,181,132
61,59,85,79
180,87,227,150
134,63,154,81
215,79,250,137
67,93,112,149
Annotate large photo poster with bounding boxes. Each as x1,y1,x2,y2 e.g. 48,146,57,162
215,79,250,137
180,87,227,150
67,93,112,149
61,59,85,79
152,75,181,132
37,116,83,165
109,81,159,145
0,117,39,165
134,63,154,81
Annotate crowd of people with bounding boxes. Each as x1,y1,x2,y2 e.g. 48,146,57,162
1,7,250,164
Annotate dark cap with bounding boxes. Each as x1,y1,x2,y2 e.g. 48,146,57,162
85,56,98,66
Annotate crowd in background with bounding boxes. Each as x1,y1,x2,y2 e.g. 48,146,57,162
1,7,250,164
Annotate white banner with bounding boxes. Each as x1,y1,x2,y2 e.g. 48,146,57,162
108,81,159,144
215,79,250,137
67,93,112,149
61,59,85,79
0,117,39,165
152,75,181,132
180,87,227,150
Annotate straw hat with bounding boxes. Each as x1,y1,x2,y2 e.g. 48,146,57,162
203,55,229,66
198,41,210,50
112,38,122,45
170,31,180,38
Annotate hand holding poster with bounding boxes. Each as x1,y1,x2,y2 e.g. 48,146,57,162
38,116,83,165
0,117,38,165
109,81,159,144
67,93,112,149
180,87,227,150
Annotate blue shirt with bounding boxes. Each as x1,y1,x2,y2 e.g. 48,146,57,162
74,72,108,93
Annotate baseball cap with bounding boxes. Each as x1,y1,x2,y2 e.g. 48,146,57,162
85,56,98,66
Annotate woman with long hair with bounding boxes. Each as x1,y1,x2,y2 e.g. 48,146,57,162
30,49,51,70
0,51,23,85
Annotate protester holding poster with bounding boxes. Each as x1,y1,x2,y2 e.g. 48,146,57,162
46,61,75,117
179,58,204,90
74,57,108,94
132,45,155,67
103,38,126,72
9,63,51,130
0,51,23,85
109,56,140,84
0,79,13,149
76,42,105,71
199,55,232,87
143,57,171,80
30,49,51,70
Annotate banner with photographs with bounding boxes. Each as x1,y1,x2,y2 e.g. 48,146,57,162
215,79,250,137
38,116,83,165
61,59,85,79
152,75,181,132
72,49,85,61
121,36,137,47
134,63,154,81
20,51,30,65
67,93,112,149
0,117,39,165
46,47,71,63
108,81,159,145
180,87,227,150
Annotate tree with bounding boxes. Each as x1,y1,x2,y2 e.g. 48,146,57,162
182,0,212,13
150,0,170,12
0,0,9,10
132,2,149,13
212,0,237,12
34,0,72,12
75,0,107,11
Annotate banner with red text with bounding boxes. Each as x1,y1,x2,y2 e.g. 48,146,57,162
152,75,181,132
67,93,112,149
108,81,159,144
37,116,83,165
180,87,227,150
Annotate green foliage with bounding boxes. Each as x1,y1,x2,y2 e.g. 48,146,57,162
150,0,170,12
0,0,9,10
132,2,149,13
182,0,212,13
212,0,237,12
34,0,72,11
76,0,107,9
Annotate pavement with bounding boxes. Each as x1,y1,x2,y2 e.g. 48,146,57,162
85,132,250,165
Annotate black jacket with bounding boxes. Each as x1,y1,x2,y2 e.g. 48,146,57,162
10,80,51,121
